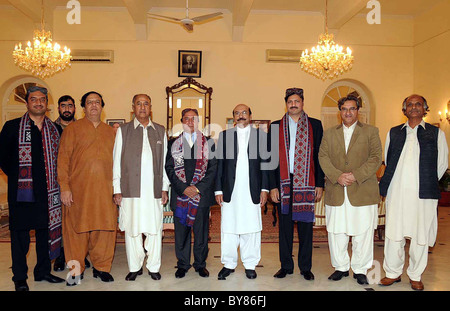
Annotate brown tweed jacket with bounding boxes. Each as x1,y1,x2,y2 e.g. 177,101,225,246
318,121,382,207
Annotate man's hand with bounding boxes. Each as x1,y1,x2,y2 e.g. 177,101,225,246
337,172,356,187
315,187,323,202
184,186,199,198
161,191,169,205
113,193,123,206
270,188,280,203
215,194,224,206
260,191,268,207
61,191,73,207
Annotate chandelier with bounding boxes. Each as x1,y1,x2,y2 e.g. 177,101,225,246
12,0,71,79
299,0,354,81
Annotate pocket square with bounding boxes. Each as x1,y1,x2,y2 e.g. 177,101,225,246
157,141,162,144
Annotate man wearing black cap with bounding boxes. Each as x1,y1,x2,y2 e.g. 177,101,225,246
269,88,324,281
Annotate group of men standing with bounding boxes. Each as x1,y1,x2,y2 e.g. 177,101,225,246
0,86,447,292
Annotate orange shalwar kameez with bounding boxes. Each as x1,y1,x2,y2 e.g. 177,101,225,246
57,117,117,275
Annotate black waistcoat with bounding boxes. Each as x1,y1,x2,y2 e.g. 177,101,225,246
379,122,440,199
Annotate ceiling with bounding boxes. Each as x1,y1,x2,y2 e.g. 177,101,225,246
1,0,443,15
1,0,444,38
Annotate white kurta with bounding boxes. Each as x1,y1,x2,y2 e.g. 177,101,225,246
113,119,170,237
219,126,262,235
326,122,378,236
384,121,448,246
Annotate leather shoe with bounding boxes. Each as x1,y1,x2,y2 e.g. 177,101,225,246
409,278,424,291
93,268,114,282
14,280,29,291
245,269,257,279
218,267,235,280
84,257,91,268
379,276,401,286
301,270,315,281
273,268,293,278
175,267,187,278
66,272,84,287
328,270,349,281
149,271,162,280
53,251,66,272
35,273,65,283
125,268,143,281
196,267,209,278
353,273,369,285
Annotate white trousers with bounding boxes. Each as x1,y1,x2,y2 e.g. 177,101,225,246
383,237,428,281
221,231,261,270
125,231,162,273
328,228,374,274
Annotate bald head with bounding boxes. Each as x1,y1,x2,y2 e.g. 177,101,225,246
232,104,252,128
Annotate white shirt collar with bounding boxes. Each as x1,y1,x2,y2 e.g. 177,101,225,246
134,117,155,130
343,121,358,131
401,119,426,130
236,124,251,133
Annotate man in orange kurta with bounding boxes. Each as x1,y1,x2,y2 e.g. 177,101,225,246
57,91,117,286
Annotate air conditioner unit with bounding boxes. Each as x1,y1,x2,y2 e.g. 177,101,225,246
266,49,302,63
70,50,114,63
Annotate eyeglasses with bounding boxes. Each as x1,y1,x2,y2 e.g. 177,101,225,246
182,116,198,122
233,110,249,116
341,107,358,112
29,97,47,103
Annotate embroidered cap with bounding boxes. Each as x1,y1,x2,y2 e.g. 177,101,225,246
285,88,304,101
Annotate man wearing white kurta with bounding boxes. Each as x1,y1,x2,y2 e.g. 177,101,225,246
215,104,269,280
113,94,169,281
379,94,448,291
319,95,382,285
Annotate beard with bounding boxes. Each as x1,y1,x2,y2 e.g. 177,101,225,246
60,112,75,122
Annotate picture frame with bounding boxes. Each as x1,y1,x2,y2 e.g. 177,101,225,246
178,50,202,78
226,117,234,129
106,119,125,131
251,120,270,132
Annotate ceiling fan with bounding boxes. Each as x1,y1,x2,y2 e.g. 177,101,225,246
147,0,223,32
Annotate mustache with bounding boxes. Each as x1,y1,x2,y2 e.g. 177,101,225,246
237,118,246,121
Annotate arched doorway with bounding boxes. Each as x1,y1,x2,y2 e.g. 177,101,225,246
0,75,55,127
321,79,373,130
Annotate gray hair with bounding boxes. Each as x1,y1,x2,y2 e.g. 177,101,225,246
402,94,429,116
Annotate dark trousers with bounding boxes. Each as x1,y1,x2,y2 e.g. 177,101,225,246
277,174,314,272
174,205,210,271
10,228,51,282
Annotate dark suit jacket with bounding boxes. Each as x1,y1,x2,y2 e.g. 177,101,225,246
215,127,270,204
0,117,62,230
165,134,217,211
268,116,325,191
319,121,382,206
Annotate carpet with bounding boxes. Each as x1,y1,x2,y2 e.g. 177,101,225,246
0,203,331,244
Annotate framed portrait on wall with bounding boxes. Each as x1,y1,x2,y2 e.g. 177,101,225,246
251,120,270,132
106,119,125,132
178,50,202,78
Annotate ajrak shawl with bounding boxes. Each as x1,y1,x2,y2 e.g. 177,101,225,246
279,112,316,222
172,131,209,227
18,112,62,259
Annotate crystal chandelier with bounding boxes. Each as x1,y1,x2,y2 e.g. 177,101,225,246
299,0,354,81
12,0,71,79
